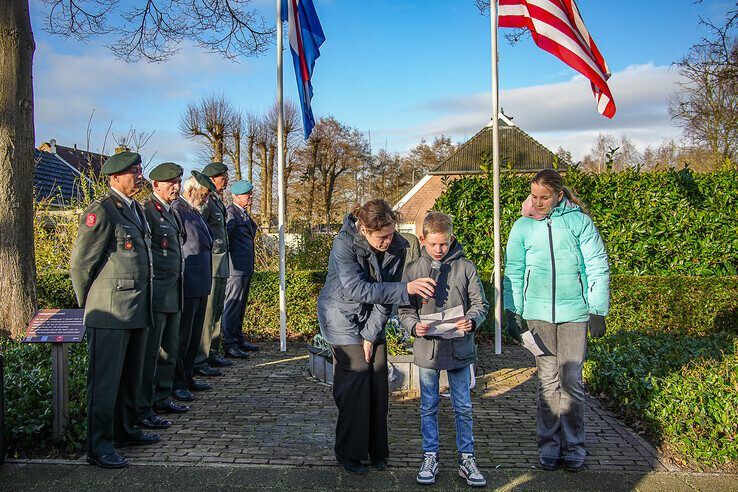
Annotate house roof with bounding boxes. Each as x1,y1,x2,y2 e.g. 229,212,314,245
430,121,561,175
34,149,90,207
38,142,109,178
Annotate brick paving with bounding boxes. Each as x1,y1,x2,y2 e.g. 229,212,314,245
119,343,675,473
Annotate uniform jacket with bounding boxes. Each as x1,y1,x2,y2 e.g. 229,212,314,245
398,241,489,370
503,198,610,324
173,197,214,299
226,203,257,277
317,214,409,345
201,193,229,278
70,188,154,329
143,196,185,313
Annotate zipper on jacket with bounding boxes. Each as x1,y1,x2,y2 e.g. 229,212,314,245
547,218,556,323
577,271,586,303
523,270,531,300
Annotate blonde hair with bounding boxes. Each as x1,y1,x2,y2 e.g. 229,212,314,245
353,199,400,232
531,169,589,216
422,211,453,237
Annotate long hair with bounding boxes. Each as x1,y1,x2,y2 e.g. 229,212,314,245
530,169,589,216
353,199,400,232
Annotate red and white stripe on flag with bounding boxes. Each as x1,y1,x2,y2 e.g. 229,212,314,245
499,0,616,118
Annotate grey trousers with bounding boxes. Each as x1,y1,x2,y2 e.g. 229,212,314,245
196,276,227,368
527,320,588,463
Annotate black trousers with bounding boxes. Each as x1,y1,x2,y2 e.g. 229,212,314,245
174,296,207,390
221,274,252,349
331,341,389,461
87,326,148,457
138,310,181,419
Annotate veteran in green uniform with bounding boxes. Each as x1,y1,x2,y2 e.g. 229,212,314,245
194,161,234,377
137,162,189,430
70,152,160,469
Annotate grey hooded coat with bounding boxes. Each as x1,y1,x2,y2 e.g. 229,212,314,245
317,214,410,345
398,241,489,370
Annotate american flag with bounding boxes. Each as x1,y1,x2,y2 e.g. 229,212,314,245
499,0,616,118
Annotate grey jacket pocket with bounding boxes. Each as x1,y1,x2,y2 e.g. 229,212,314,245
451,335,475,360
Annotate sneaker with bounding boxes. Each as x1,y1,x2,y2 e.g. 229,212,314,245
458,453,486,487
417,452,439,485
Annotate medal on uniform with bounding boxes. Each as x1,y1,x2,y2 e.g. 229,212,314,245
124,237,133,250
162,236,169,256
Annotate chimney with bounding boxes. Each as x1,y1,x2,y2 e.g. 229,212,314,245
49,138,57,153
74,143,77,150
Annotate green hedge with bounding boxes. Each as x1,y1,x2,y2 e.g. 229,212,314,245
435,168,738,276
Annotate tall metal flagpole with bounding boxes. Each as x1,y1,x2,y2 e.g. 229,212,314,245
490,0,502,355
277,0,287,352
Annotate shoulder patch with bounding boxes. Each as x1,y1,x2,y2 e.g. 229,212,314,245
85,213,97,227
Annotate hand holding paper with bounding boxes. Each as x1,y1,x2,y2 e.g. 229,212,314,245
419,305,466,338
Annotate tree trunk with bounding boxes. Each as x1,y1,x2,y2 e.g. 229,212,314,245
247,135,254,182
213,123,224,162
233,133,242,180
306,141,319,228
0,0,37,337
259,142,268,228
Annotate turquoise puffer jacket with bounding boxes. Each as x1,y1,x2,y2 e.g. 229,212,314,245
503,199,610,323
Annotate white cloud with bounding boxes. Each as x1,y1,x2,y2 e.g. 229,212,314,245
383,63,686,160
33,40,252,166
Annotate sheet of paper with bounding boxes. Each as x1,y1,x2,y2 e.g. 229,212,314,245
522,330,549,356
420,304,465,337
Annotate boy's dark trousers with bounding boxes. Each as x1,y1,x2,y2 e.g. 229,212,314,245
331,341,389,462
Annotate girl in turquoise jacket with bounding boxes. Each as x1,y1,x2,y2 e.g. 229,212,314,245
503,169,609,472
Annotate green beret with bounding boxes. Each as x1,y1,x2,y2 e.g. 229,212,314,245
231,180,253,195
149,162,183,181
191,170,217,192
101,152,142,175
202,161,228,177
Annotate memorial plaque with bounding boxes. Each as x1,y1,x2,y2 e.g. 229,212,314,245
23,309,86,343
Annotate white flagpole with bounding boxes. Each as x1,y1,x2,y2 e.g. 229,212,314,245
490,0,502,355
277,0,287,352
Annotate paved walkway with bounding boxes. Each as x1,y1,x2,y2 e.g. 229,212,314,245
4,462,737,491
96,343,669,472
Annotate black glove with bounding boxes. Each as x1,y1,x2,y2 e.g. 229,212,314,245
588,314,607,338
505,310,525,343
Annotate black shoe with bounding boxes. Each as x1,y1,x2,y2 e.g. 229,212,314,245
87,452,129,469
173,389,196,402
370,457,388,471
115,432,160,447
239,341,260,352
539,457,560,471
208,355,235,367
154,400,190,414
342,458,368,475
138,415,172,429
188,380,212,391
224,347,250,359
564,460,585,472
195,365,223,377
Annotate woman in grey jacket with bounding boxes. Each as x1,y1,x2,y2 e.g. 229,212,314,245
318,200,436,475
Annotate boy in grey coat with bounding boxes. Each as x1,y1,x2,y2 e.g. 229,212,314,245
399,212,489,487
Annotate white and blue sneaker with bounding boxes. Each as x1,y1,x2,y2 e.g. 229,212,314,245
458,453,486,487
416,452,439,485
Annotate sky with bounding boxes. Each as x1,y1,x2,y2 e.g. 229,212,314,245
30,0,735,171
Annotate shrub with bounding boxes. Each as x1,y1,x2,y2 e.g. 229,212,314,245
2,338,87,457
435,167,738,276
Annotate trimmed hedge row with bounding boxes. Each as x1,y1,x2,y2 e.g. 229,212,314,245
435,167,738,276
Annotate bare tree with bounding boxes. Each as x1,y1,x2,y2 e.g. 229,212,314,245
0,0,272,336
226,110,244,180
581,133,642,173
668,4,738,169
180,92,237,163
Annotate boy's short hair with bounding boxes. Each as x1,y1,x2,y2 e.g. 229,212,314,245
422,211,453,237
